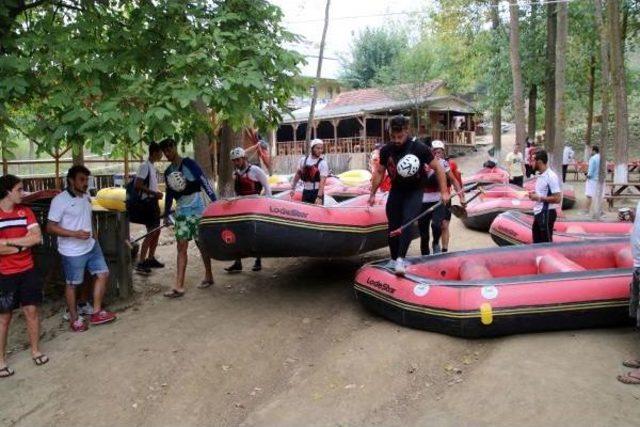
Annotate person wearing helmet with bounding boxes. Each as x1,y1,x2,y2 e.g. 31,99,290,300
429,140,465,254
290,139,329,204
159,138,218,297
225,147,271,273
369,115,449,276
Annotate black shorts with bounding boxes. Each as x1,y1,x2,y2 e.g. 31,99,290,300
436,203,452,222
0,268,43,313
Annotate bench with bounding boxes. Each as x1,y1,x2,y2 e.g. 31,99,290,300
605,183,640,209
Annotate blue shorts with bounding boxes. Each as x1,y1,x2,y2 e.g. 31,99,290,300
61,243,109,286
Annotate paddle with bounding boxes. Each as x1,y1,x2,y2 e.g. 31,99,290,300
389,184,479,237
124,214,175,250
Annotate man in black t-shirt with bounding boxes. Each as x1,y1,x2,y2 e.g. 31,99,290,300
369,116,449,276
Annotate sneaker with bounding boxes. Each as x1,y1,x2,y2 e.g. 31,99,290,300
225,261,243,273
70,319,88,332
89,310,117,325
62,308,86,321
146,257,165,269
252,259,262,272
135,261,152,275
78,302,94,316
395,258,406,276
432,244,441,254
383,259,396,270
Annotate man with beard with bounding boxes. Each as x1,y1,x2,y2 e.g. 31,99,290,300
527,150,562,243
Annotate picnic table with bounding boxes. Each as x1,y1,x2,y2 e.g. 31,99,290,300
606,182,640,208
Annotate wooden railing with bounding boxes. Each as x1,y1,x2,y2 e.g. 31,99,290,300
277,137,382,156
430,130,475,145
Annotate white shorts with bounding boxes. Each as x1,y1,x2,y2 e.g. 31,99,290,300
585,180,597,197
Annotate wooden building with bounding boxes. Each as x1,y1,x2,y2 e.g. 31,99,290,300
275,80,477,156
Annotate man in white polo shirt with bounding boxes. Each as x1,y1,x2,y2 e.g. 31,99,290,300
527,150,562,243
47,166,116,332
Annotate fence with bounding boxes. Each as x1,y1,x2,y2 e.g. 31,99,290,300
273,153,370,175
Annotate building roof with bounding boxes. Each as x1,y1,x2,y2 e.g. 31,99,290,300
281,80,476,124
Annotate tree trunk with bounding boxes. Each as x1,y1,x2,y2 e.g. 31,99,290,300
544,2,557,152
527,84,537,140
28,139,34,175
217,122,241,197
304,0,331,148
508,4,527,155
592,0,611,219
608,0,629,184
553,1,568,180
584,53,596,161
72,145,84,166
193,99,216,196
490,0,502,163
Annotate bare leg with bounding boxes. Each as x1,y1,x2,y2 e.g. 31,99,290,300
92,272,110,313
140,234,151,261
21,305,41,358
176,240,189,291
0,312,12,368
585,196,592,211
78,281,91,304
196,241,214,284
148,229,161,259
65,285,79,322
441,220,450,250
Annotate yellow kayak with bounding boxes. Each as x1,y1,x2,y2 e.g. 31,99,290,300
95,187,165,214
337,169,372,187
267,174,292,185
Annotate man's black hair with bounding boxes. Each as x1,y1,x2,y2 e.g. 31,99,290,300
592,145,599,154
534,149,548,164
389,115,410,131
0,174,22,199
67,165,91,180
149,141,162,155
159,138,177,150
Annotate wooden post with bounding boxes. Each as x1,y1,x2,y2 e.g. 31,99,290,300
331,119,339,146
124,150,130,183
381,118,385,140
292,123,298,142
54,147,60,190
1,147,7,175
363,115,367,146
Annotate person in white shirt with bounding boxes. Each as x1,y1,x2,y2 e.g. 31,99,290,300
527,150,562,243
585,146,601,211
47,166,116,332
618,202,640,384
505,141,525,187
130,142,164,274
224,147,271,274
562,145,575,182
290,139,329,204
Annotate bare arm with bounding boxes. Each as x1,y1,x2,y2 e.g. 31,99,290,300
447,170,464,204
46,221,88,239
429,158,449,203
290,170,302,194
370,163,385,196
317,176,327,197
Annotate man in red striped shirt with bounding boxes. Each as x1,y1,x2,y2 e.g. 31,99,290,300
0,175,48,379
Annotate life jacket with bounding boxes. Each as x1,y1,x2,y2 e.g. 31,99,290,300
300,155,323,183
234,165,263,196
449,160,462,187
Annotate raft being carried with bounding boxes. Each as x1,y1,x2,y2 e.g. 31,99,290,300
489,210,632,246
354,239,632,338
198,194,412,260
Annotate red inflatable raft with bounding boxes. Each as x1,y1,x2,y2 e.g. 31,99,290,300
489,210,632,246
354,239,632,337
461,183,538,231
462,167,509,186
198,194,412,260
524,178,576,210
272,176,370,201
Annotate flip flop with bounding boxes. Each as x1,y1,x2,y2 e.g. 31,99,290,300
0,366,15,378
623,359,640,369
32,354,49,366
617,372,640,385
197,280,214,289
163,289,185,298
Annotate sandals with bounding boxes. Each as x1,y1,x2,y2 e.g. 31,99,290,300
163,289,185,298
33,354,49,366
197,280,214,289
617,372,640,384
623,359,640,369
0,366,15,378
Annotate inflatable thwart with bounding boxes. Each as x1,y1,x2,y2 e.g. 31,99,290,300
198,194,417,260
354,238,632,338
489,210,632,246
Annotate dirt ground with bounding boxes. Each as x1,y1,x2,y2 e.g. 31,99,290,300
2,133,640,427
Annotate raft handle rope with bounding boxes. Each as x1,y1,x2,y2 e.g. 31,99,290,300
389,183,480,237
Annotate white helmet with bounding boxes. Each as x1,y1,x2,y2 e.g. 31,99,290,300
310,138,324,150
432,140,445,150
166,171,187,192
230,147,246,160
396,154,420,178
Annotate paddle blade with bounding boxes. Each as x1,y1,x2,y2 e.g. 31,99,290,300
450,204,468,219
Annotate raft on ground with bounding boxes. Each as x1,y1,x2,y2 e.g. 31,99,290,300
462,167,509,186
490,210,632,246
354,239,632,338
461,183,537,231
524,178,577,210
198,194,411,260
